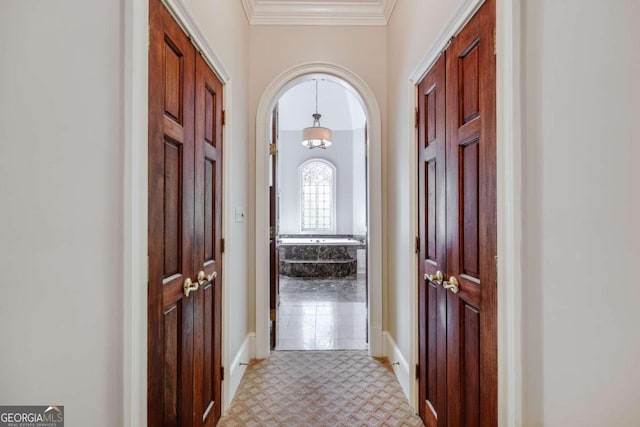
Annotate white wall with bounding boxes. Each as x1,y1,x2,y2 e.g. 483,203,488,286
278,130,366,235
521,1,640,425
0,1,124,425
181,0,251,393
386,0,463,365
249,24,387,328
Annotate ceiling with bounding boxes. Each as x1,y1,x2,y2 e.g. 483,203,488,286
278,79,366,131
241,0,397,26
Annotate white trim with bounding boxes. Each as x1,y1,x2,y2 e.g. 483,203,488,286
225,333,255,411
407,0,522,422
161,0,230,82
220,81,234,415
124,0,233,424
407,77,419,411
123,0,148,425
298,159,337,234
383,332,411,402
409,0,485,84
255,63,383,359
241,0,397,26
497,0,522,424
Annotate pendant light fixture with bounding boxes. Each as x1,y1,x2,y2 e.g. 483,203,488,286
301,79,332,149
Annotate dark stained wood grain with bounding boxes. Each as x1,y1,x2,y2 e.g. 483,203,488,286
445,0,497,425
148,0,195,425
149,1,224,425
194,52,223,427
417,53,447,427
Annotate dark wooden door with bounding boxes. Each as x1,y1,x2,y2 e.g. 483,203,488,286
445,0,496,425
149,1,223,425
193,53,223,426
417,53,448,427
148,1,195,424
269,105,280,349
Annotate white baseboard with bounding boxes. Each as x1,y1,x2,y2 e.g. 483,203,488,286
224,332,255,411
383,331,411,401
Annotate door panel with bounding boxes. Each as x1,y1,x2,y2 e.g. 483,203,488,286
445,0,496,425
149,1,195,424
417,53,447,427
194,53,223,427
269,105,279,349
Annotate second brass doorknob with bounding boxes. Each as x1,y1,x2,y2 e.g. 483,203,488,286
443,276,460,294
197,270,218,285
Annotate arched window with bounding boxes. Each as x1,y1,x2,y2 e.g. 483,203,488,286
300,160,335,232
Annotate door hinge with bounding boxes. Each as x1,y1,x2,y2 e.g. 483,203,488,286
415,236,420,254
270,309,276,322
494,27,497,55
269,226,276,240
495,255,499,283
415,108,419,128
222,110,226,126
221,366,224,382
221,238,225,253
415,364,420,380
269,143,277,156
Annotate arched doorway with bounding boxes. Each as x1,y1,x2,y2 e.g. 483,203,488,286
255,63,383,358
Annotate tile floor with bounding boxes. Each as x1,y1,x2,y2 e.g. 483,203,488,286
276,274,368,350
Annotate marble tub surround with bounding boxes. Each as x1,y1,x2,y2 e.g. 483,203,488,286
280,258,357,278
279,240,365,278
277,276,368,351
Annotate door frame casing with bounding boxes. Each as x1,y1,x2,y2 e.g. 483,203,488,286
408,0,522,424
254,63,384,358
123,0,232,425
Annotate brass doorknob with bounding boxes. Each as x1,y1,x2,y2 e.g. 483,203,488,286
443,276,459,294
197,270,217,285
183,277,199,297
424,270,443,284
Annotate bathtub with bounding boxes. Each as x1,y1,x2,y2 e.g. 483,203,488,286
279,237,362,246
278,236,365,278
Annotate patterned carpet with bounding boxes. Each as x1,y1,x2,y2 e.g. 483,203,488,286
218,351,423,427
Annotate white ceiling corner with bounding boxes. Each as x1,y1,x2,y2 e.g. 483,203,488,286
241,0,397,26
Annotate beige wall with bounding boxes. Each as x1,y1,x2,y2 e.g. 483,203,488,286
0,1,124,425
248,25,387,329
182,0,251,385
386,0,463,362
521,0,640,425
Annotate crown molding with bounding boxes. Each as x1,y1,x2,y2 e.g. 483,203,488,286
241,0,397,26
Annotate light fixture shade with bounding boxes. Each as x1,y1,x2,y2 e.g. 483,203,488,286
302,126,332,149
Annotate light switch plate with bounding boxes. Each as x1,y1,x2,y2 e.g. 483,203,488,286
235,206,246,223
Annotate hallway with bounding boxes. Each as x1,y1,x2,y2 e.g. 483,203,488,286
218,351,422,426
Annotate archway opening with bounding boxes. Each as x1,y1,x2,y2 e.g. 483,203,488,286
255,63,383,359
273,76,369,350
